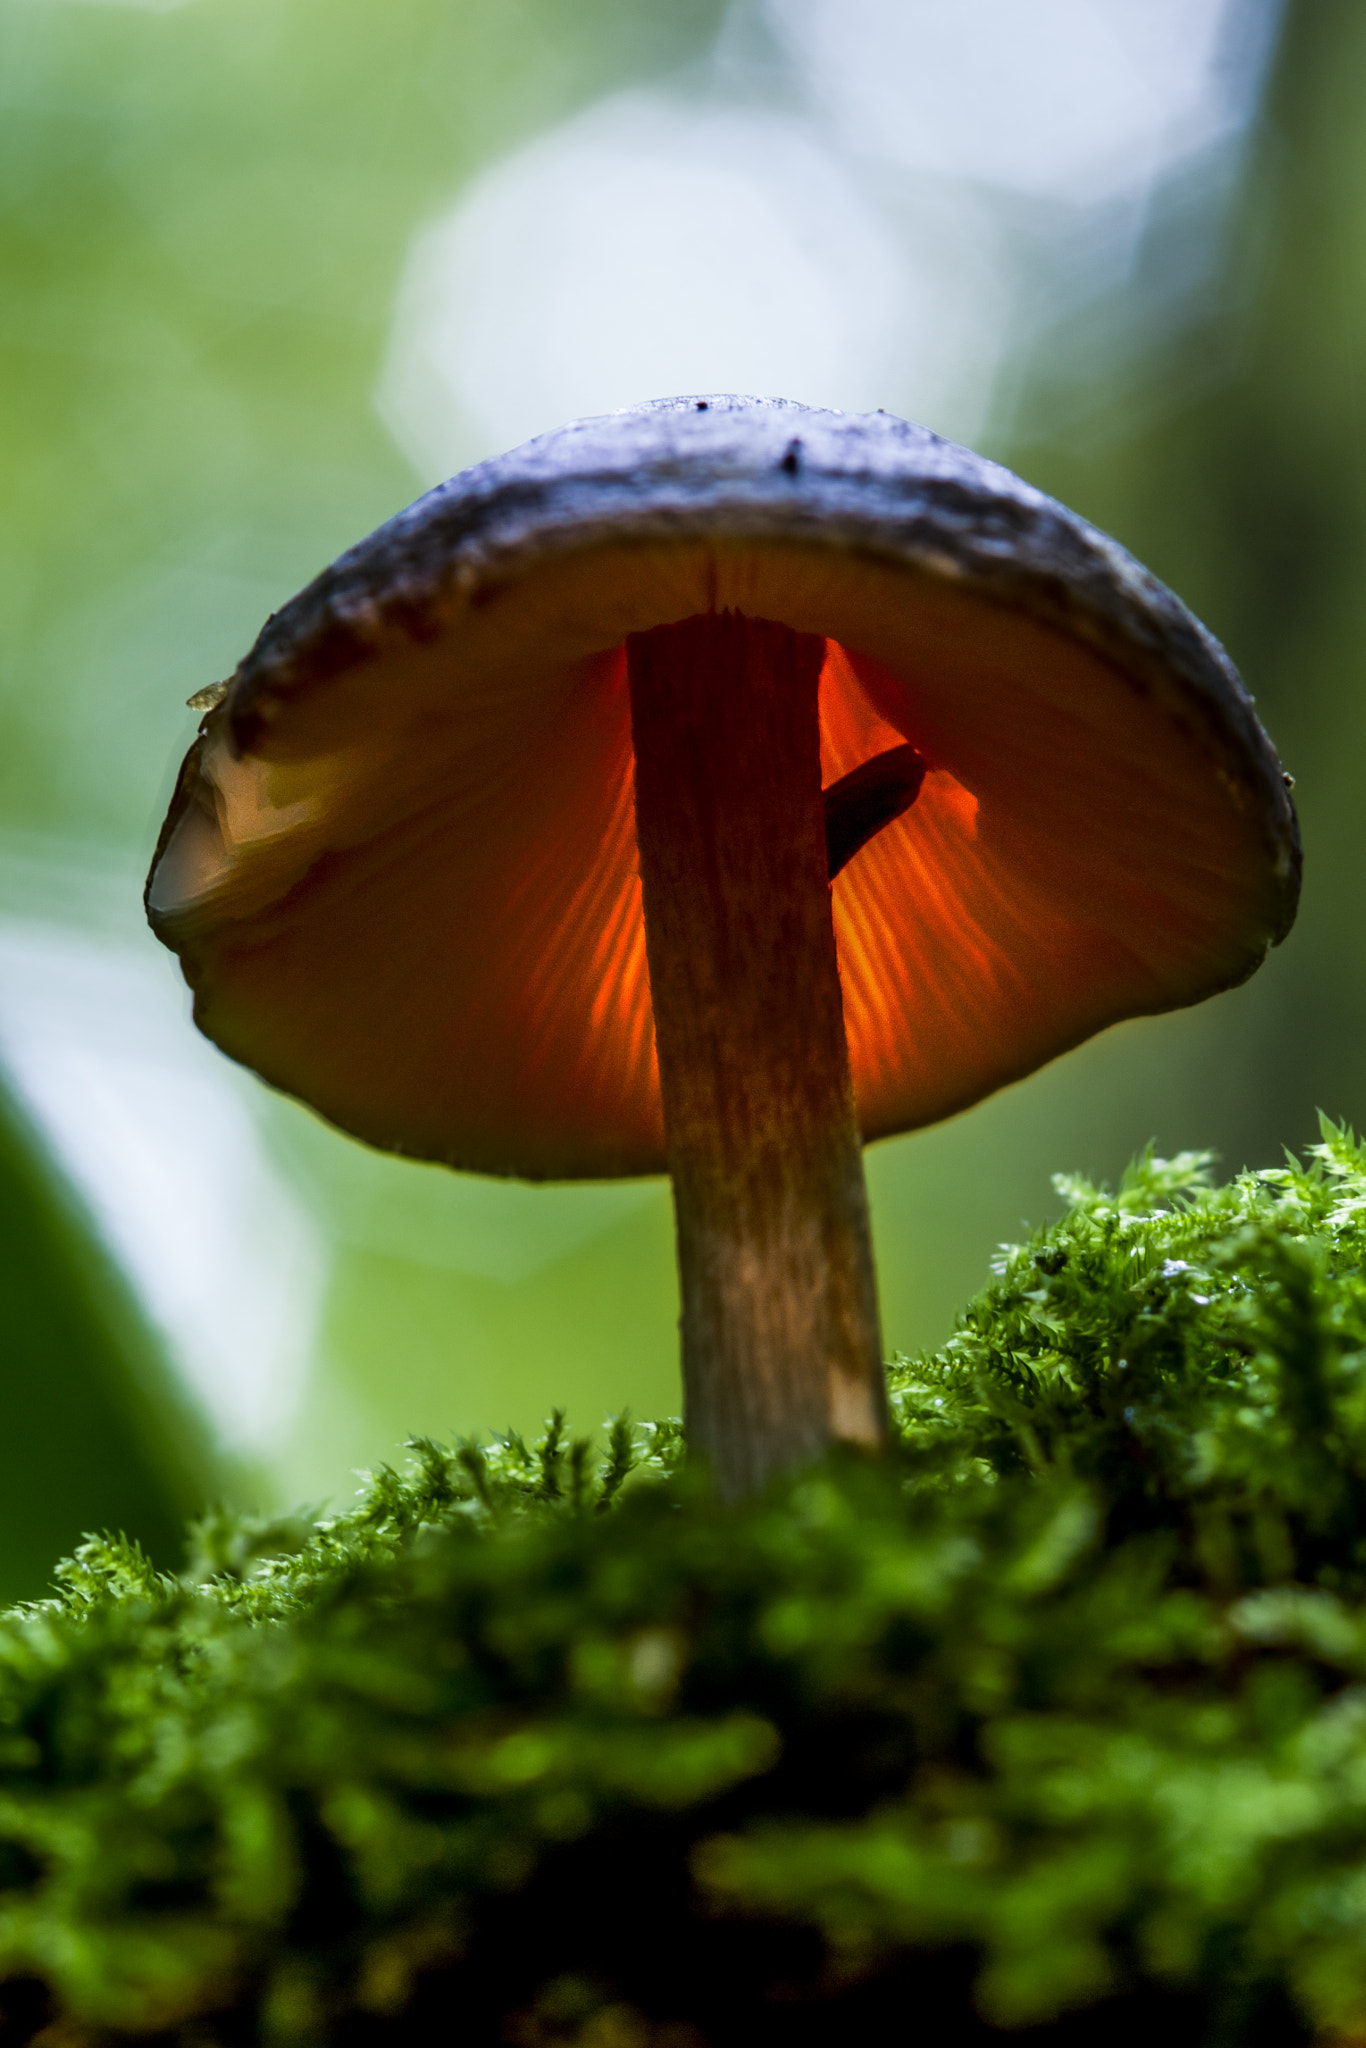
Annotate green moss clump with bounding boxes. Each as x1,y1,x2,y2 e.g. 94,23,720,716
10,1131,1366,2043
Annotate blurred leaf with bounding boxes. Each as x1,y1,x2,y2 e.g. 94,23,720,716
0,1065,214,1598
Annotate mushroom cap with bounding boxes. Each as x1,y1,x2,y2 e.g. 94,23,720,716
146,395,1300,1180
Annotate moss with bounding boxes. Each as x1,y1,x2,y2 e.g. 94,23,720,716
11,1128,1366,2041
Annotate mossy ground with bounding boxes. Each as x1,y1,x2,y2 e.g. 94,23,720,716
11,1129,1366,2043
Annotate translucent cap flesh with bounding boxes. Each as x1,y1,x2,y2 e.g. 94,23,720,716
146,397,1300,1179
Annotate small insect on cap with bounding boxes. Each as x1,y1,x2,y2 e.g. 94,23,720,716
146,396,1299,1180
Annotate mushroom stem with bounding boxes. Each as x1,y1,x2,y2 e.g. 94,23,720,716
627,610,887,1500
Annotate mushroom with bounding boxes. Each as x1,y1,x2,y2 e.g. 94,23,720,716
146,396,1300,1500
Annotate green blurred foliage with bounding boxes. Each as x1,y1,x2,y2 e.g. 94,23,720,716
315,1202,679,1482
0,1079,211,1599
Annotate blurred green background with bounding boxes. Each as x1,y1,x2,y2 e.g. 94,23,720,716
0,0,1356,1590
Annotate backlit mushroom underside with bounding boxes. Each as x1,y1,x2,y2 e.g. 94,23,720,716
147,396,1300,1499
